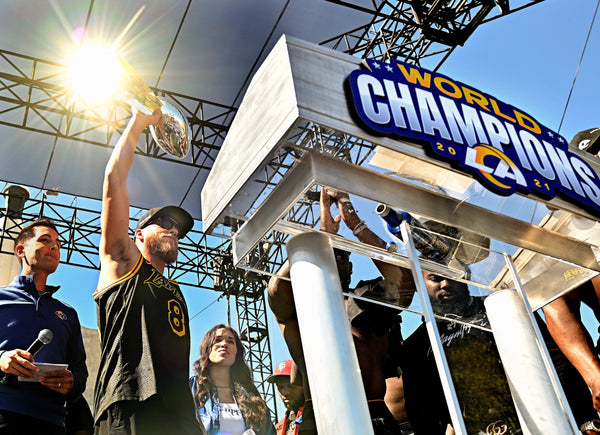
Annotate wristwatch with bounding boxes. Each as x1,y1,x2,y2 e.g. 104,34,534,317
580,419,600,433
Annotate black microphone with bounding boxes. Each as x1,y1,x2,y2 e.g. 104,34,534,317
26,329,54,357
1,329,54,385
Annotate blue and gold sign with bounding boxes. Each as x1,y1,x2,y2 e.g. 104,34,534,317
348,58,600,215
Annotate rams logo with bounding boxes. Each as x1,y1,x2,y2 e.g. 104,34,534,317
465,144,526,194
55,311,68,320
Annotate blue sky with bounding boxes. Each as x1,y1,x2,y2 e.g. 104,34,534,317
6,0,600,415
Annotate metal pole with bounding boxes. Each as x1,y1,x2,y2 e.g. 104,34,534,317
400,222,468,435
286,231,374,435
227,295,231,326
502,253,579,431
484,284,578,433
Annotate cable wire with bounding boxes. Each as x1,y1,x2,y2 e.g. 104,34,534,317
178,1,292,209
558,0,600,134
230,0,291,109
190,296,222,321
154,0,192,89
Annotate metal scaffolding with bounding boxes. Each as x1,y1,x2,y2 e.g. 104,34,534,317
0,46,282,412
0,186,283,417
321,0,546,67
0,48,235,168
0,0,549,421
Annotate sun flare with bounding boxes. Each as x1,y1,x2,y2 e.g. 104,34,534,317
68,45,121,104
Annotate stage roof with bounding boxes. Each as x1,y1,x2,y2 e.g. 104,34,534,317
0,0,369,219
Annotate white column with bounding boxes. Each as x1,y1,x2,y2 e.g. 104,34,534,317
484,289,578,435
286,231,373,435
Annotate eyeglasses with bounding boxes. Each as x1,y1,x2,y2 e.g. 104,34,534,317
150,217,185,239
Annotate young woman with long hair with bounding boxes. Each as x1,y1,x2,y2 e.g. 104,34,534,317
191,324,276,435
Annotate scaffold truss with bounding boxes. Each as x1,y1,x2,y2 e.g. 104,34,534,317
321,0,546,66
0,48,235,169
0,0,549,421
0,187,281,417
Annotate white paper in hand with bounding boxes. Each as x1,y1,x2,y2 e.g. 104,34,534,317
18,363,67,382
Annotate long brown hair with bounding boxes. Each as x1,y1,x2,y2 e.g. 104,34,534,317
192,324,268,431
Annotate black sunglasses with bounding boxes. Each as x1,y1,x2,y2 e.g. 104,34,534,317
151,217,185,239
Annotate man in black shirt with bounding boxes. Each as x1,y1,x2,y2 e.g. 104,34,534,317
93,109,202,434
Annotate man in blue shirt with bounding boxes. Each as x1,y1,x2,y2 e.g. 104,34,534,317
0,218,87,433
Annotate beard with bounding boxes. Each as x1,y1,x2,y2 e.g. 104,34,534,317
146,234,178,265
430,293,471,317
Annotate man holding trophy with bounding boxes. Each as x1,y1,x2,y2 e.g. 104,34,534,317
92,108,203,434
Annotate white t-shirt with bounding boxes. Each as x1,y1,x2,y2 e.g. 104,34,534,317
219,402,246,435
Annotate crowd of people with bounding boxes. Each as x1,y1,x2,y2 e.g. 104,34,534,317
1,109,600,434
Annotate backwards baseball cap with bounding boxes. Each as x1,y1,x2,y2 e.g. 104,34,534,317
571,128,600,157
136,206,194,238
266,360,294,383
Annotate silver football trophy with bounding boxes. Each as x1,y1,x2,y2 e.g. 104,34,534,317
119,57,190,159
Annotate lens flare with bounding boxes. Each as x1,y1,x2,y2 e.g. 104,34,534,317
68,45,121,104
70,27,86,43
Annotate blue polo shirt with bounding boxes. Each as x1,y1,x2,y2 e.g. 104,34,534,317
0,275,87,427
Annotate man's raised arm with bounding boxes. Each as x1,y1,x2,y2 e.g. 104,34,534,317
268,261,308,379
98,109,162,287
321,187,414,306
